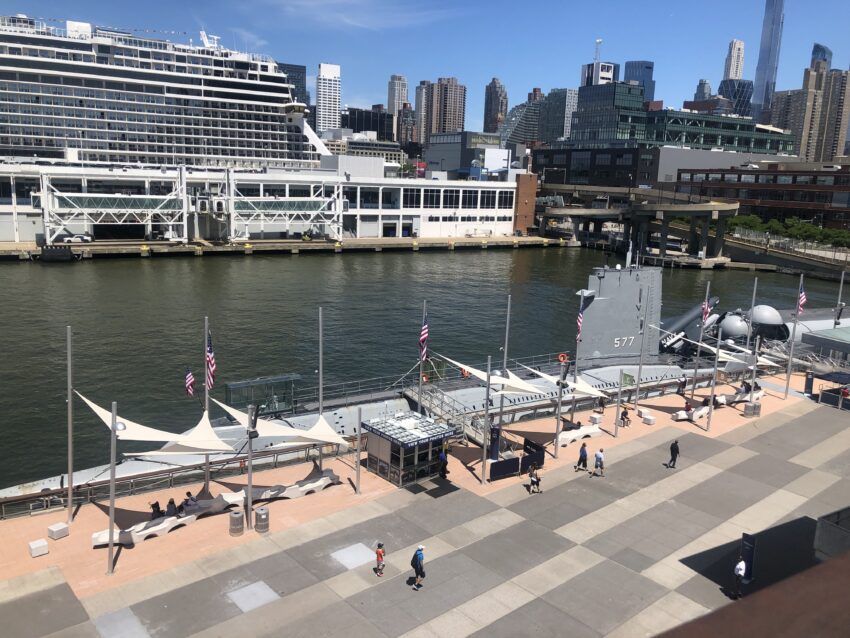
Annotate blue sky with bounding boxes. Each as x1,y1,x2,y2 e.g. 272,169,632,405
10,0,850,131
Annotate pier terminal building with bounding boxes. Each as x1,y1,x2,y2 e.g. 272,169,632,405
0,15,525,243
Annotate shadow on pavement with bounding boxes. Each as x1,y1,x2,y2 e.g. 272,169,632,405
679,516,819,599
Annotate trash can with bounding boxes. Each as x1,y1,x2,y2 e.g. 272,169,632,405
229,510,244,537
255,507,269,534
804,371,814,395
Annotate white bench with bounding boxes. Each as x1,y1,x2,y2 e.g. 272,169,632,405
588,414,604,425
672,406,710,422
558,424,603,446
29,539,48,558
642,415,656,425
724,390,765,406
47,522,69,540
636,407,652,418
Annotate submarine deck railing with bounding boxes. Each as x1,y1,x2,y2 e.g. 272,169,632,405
0,439,351,521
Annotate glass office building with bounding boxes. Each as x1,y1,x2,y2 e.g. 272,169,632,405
752,0,785,122
624,61,655,102
568,83,647,146
0,15,321,167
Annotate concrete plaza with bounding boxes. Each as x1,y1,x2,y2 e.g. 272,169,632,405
1,378,849,637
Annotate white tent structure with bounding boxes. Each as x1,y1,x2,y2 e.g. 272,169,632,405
518,363,607,398
212,398,347,447
439,354,541,394
76,392,233,453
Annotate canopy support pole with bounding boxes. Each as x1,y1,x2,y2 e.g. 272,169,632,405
691,283,711,398
318,307,324,470
107,401,117,575
480,356,491,485
66,325,74,524
707,327,723,432
203,315,210,493
554,361,565,457
355,406,362,495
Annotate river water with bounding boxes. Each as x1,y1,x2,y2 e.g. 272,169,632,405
0,248,841,488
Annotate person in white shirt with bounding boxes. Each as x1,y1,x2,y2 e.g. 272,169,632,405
734,556,746,599
592,448,605,477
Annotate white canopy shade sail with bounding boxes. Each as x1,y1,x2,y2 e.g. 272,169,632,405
76,391,233,452
267,414,348,449
439,354,541,394
211,398,305,439
519,363,606,398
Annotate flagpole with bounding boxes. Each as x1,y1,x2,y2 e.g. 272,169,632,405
835,271,845,327
417,300,426,414
203,316,210,494
570,291,585,424
691,282,711,399
745,277,758,352
355,406,362,494
480,355,491,485
498,295,511,428
66,325,74,524
634,288,651,409
706,327,723,432
107,401,117,575
318,306,324,470
554,360,565,458
614,369,623,438
784,274,804,399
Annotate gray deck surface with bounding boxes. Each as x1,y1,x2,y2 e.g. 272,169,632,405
3,403,848,638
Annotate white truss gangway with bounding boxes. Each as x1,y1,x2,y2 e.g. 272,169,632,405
37,169,190,245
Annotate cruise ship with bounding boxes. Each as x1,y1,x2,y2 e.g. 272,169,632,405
0,15,528,243
0,14,323,168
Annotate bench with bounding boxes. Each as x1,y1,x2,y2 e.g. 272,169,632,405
672,406,710,422
723,389,765,406
28,539,48,558
557,424,603,446
92,469,341,548
47,522,69,540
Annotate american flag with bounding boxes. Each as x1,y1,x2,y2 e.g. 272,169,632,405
701,300,710,324
185,369,195,397
419,312,429,362
576,304,584,342
797,283,807,316
205,331,217,390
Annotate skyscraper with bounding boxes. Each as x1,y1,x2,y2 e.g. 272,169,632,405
752,0,784,123
278,63,309,106
484,78,508,133
770,56,850,162
537,88,579,143
811,43,833,69
580,61,620,86
723,40,745,81
694,79,712,101
316,63,341,134
624,61,655,102
429,77,466,138
397,102,416,147
718,79,754,117
387,75,408,119
415,80,431,144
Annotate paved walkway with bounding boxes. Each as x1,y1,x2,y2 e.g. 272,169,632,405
2,382,849,637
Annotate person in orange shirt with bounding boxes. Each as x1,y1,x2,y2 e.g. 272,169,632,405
375,542,385,577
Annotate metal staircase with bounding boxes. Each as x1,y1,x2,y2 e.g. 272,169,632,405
405,385,485,446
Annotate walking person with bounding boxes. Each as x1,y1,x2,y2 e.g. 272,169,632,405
574,442,588,472
592,448,605,477
411,545,425,590
668,440,680,469
375,542,385,577
438,449,449,479
733,555,746,599
528,463,542,493
677,375,687,395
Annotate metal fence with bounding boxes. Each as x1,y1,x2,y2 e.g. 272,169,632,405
732,228,850,265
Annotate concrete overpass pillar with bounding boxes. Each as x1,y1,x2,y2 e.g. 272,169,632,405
714,218,727,257
638,220,649,258
623,220,632,248
592,220,602,234
659,216,670,258
699,216,710,257
582,219,591,232
687,216,698,254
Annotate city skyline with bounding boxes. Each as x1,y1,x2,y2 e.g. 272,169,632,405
15,0,850,132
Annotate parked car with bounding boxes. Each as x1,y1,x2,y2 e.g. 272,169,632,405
59,233,94,244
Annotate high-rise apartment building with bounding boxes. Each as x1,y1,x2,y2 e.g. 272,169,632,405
499,88,544,146
316,63,341,134
387,74,408,119
415,77,466,144
752,0,784,123
624,61,655,102
0,15,321,167
580,61,620,87
694,79,713,101
723,40,745,81
537,88,578,143
397,102,416,147
414,81,431,145
278,63,309,105
770,56,850,162
484,78,509,133
811,43,833,70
